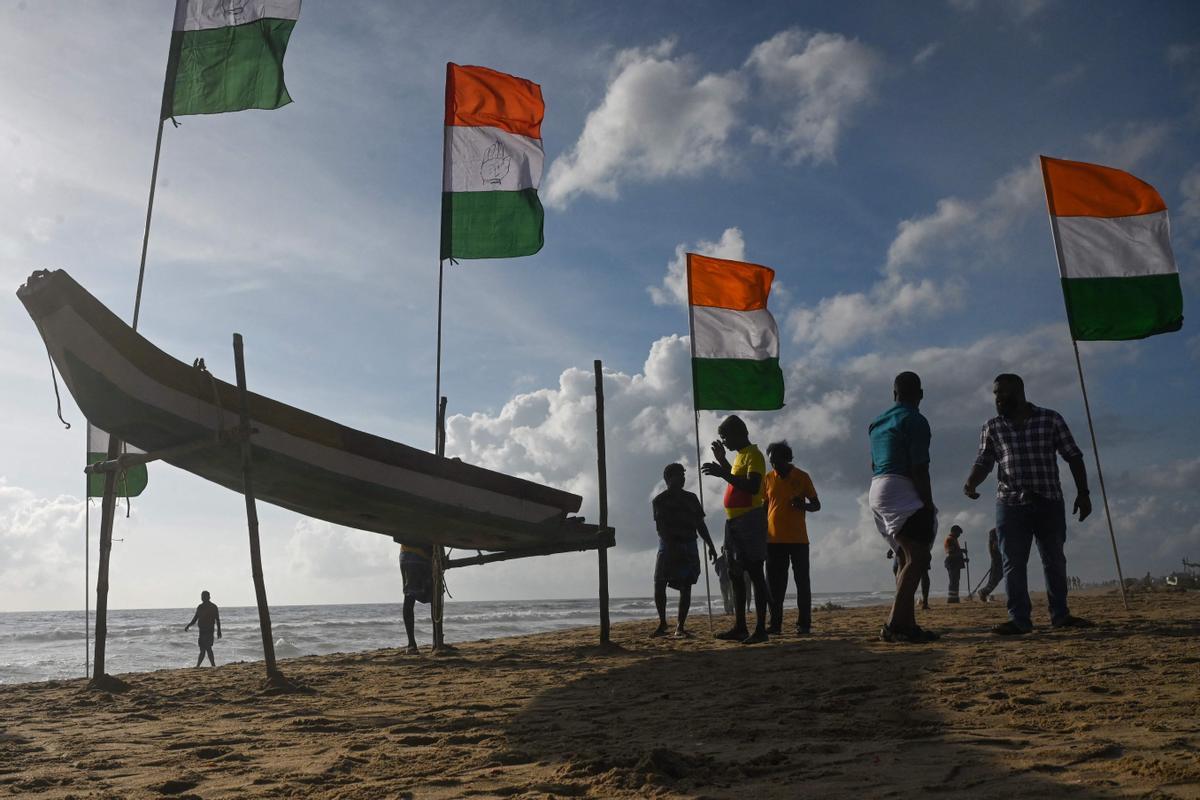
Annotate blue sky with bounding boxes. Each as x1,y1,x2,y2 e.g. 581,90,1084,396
1,1,1197,613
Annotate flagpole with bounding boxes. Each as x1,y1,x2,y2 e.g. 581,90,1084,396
130,118,166,333
685,254,715,634
435,258,446,450
1041,179,1130,611
1069,340,1130,610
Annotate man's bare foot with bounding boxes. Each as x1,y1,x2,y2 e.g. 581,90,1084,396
742,629,769,644
715,627,748,641
403,644,419,655
650,623,669,638
671,627,692,639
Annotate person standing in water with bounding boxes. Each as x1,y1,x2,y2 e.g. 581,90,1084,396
184,590,222,667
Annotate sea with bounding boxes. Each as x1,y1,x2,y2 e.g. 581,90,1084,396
0,591,890,685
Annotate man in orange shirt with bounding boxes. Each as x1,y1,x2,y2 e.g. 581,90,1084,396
764,441,821,635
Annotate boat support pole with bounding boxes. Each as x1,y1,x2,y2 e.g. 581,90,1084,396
594,360,611,645
432,396,448,651
233,334,286,686
90,435,122,684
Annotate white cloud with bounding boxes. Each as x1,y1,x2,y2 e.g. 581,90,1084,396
545,28,883,207
1083,122,1171,169
744,29,882,164
0,481,85,610
1179,163,1200,230
913,43,941,65
543,40,747,208
648,227,746,307
1166,43,1198,65
285,518,396,581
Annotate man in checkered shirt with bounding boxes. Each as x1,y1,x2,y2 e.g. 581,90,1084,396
962,373,1094,635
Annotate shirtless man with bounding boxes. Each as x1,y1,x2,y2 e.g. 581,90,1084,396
184,590,222,667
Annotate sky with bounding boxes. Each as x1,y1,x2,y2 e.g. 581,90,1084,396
2,1,1198,613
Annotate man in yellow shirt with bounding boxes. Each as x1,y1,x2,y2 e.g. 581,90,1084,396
763,441,821,635
702,415,772,644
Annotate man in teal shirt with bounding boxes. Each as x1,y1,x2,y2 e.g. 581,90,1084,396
868,371,938,644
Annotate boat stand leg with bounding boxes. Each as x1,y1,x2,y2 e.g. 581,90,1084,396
90,434,123,687
233,334,286,687
594,360,611,645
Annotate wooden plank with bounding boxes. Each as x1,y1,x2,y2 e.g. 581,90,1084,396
444,528,614,569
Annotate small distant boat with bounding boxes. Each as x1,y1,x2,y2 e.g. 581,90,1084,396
18,269,590,552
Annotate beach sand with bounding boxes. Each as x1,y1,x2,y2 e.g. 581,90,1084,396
1,591,1197,799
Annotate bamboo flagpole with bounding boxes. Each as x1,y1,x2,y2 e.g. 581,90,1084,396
84,425,90,678
685,258,717,634
1040,164,1131,611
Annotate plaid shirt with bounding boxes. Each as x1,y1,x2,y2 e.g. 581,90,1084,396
974,404,1084,505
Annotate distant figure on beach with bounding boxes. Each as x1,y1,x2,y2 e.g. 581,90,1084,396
651,463,718,638
399,542,434,654
944,526,967,603
702,415,772,644
888,547,930,610
763,440,820,635
978,528,1003,602
869,372,940,644
184,590,221,667
963,373,1094,635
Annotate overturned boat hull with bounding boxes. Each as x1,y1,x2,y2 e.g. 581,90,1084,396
19,270,591,552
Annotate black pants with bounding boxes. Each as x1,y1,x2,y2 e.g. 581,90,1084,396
767,542,811,631
947,566,962,601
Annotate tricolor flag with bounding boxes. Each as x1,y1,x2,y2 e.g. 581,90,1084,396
1041,156,1184,341
88,424,148,499
442,63,545,260
688,254,785,411
162,0,301,119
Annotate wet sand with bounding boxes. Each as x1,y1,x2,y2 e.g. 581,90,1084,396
1,591,1198,799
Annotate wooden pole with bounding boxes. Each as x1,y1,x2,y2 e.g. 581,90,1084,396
1071,340,1130,611
84,423,90,678
432,396,448,651
232,334,284,683
594,360,611,644
685,255,715,633
90,435,122,682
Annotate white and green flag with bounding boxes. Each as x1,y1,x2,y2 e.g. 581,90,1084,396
88,424,148,499
162,0,301,119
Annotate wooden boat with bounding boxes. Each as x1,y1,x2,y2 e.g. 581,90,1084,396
18,269,593,552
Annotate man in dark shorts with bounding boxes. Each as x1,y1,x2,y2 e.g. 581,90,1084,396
702,415,772,644
651,463,718,638
868,372,939,644
184,590,221,667
963,373,1094,635
399,542,434,654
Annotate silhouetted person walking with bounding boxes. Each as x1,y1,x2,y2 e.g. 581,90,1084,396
651,463,718,638
869,372,939,643
703,415,772,644
963,373,1094,635
184,590,221,667
944,526,966,603
763,440,820,634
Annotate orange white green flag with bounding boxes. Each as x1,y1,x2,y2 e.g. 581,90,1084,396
687,253,785,411
441,64,545,260
1041,156,1183,340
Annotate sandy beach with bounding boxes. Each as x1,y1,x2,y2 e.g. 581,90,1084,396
1,590,1197,799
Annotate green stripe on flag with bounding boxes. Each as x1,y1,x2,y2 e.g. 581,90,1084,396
1061,273,1183,341
87,453,148,498
441,189,544,260
692,357,784,411
162,19,297,118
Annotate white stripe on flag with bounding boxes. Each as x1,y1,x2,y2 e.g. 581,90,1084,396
88,423,144,455
443,126,544,193
692,306,779,361
174,0,301,32
1056,210,1177,279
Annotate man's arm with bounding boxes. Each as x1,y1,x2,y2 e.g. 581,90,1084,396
216,607,222,638
697,518,717,562
1065,455,1092,522
911,463,934,510
184,608,199,631
700,462,761,495
964,424,995,500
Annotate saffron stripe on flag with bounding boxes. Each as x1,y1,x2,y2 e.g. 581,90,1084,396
692,357,784,411
445,64,544,139
1042,156,1166,218
1061,273,1183,341
688,254,773,311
